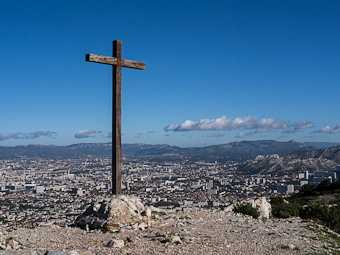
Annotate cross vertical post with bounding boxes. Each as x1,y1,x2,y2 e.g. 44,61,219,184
86,40,145,195
113,41,122,195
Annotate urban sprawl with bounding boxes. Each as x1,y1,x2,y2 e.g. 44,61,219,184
0,157,339,228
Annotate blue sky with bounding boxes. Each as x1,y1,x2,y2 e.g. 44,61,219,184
0,0,339,147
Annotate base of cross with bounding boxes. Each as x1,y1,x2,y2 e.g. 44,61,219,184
74,195,152,232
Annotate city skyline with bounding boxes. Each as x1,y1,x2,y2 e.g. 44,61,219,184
1,0,340,147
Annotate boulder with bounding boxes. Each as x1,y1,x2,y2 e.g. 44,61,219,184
75,195,146,231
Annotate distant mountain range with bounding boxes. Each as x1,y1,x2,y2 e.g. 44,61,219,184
123,140,316,161
0,140,318,161
0,143,112,160
304,142,340,149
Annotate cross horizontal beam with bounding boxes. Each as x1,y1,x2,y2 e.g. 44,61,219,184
86,53,146,70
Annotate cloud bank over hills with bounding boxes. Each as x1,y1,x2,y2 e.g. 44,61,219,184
164,115,314,137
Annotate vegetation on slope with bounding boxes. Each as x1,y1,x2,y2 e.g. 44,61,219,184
271,180,340,233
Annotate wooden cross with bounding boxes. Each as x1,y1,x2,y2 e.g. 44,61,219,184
86,40,145,195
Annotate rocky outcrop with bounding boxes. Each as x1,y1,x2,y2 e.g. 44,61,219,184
238,146,340,175
74,195,149,231
250,197,272,219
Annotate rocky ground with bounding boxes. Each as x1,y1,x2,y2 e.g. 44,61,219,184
0,209,339,255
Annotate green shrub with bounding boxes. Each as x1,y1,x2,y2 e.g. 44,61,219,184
271,196,300,218
233,202,260,219
300,201,340,233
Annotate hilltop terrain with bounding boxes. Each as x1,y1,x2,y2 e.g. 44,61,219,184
0,208,339,255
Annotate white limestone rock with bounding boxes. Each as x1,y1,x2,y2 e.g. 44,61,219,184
252,197,272,219
171,235,182,244
138,222,148,230
145,207,152,218
288,243,296,250
75,195,147,231
106,239,125,248
224,204,234,212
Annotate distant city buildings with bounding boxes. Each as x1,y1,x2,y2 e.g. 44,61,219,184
275,167,338,195
0,156,338,228
309,171,336,186
277,184,294,194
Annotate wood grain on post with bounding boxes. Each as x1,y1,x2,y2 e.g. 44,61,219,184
113,40,122,195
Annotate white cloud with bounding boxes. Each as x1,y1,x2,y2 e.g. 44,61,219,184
283,120,314,133
0,131,57,141
74,130,97,138
164,115,313,134
26,131,57,139
315,123,340,134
